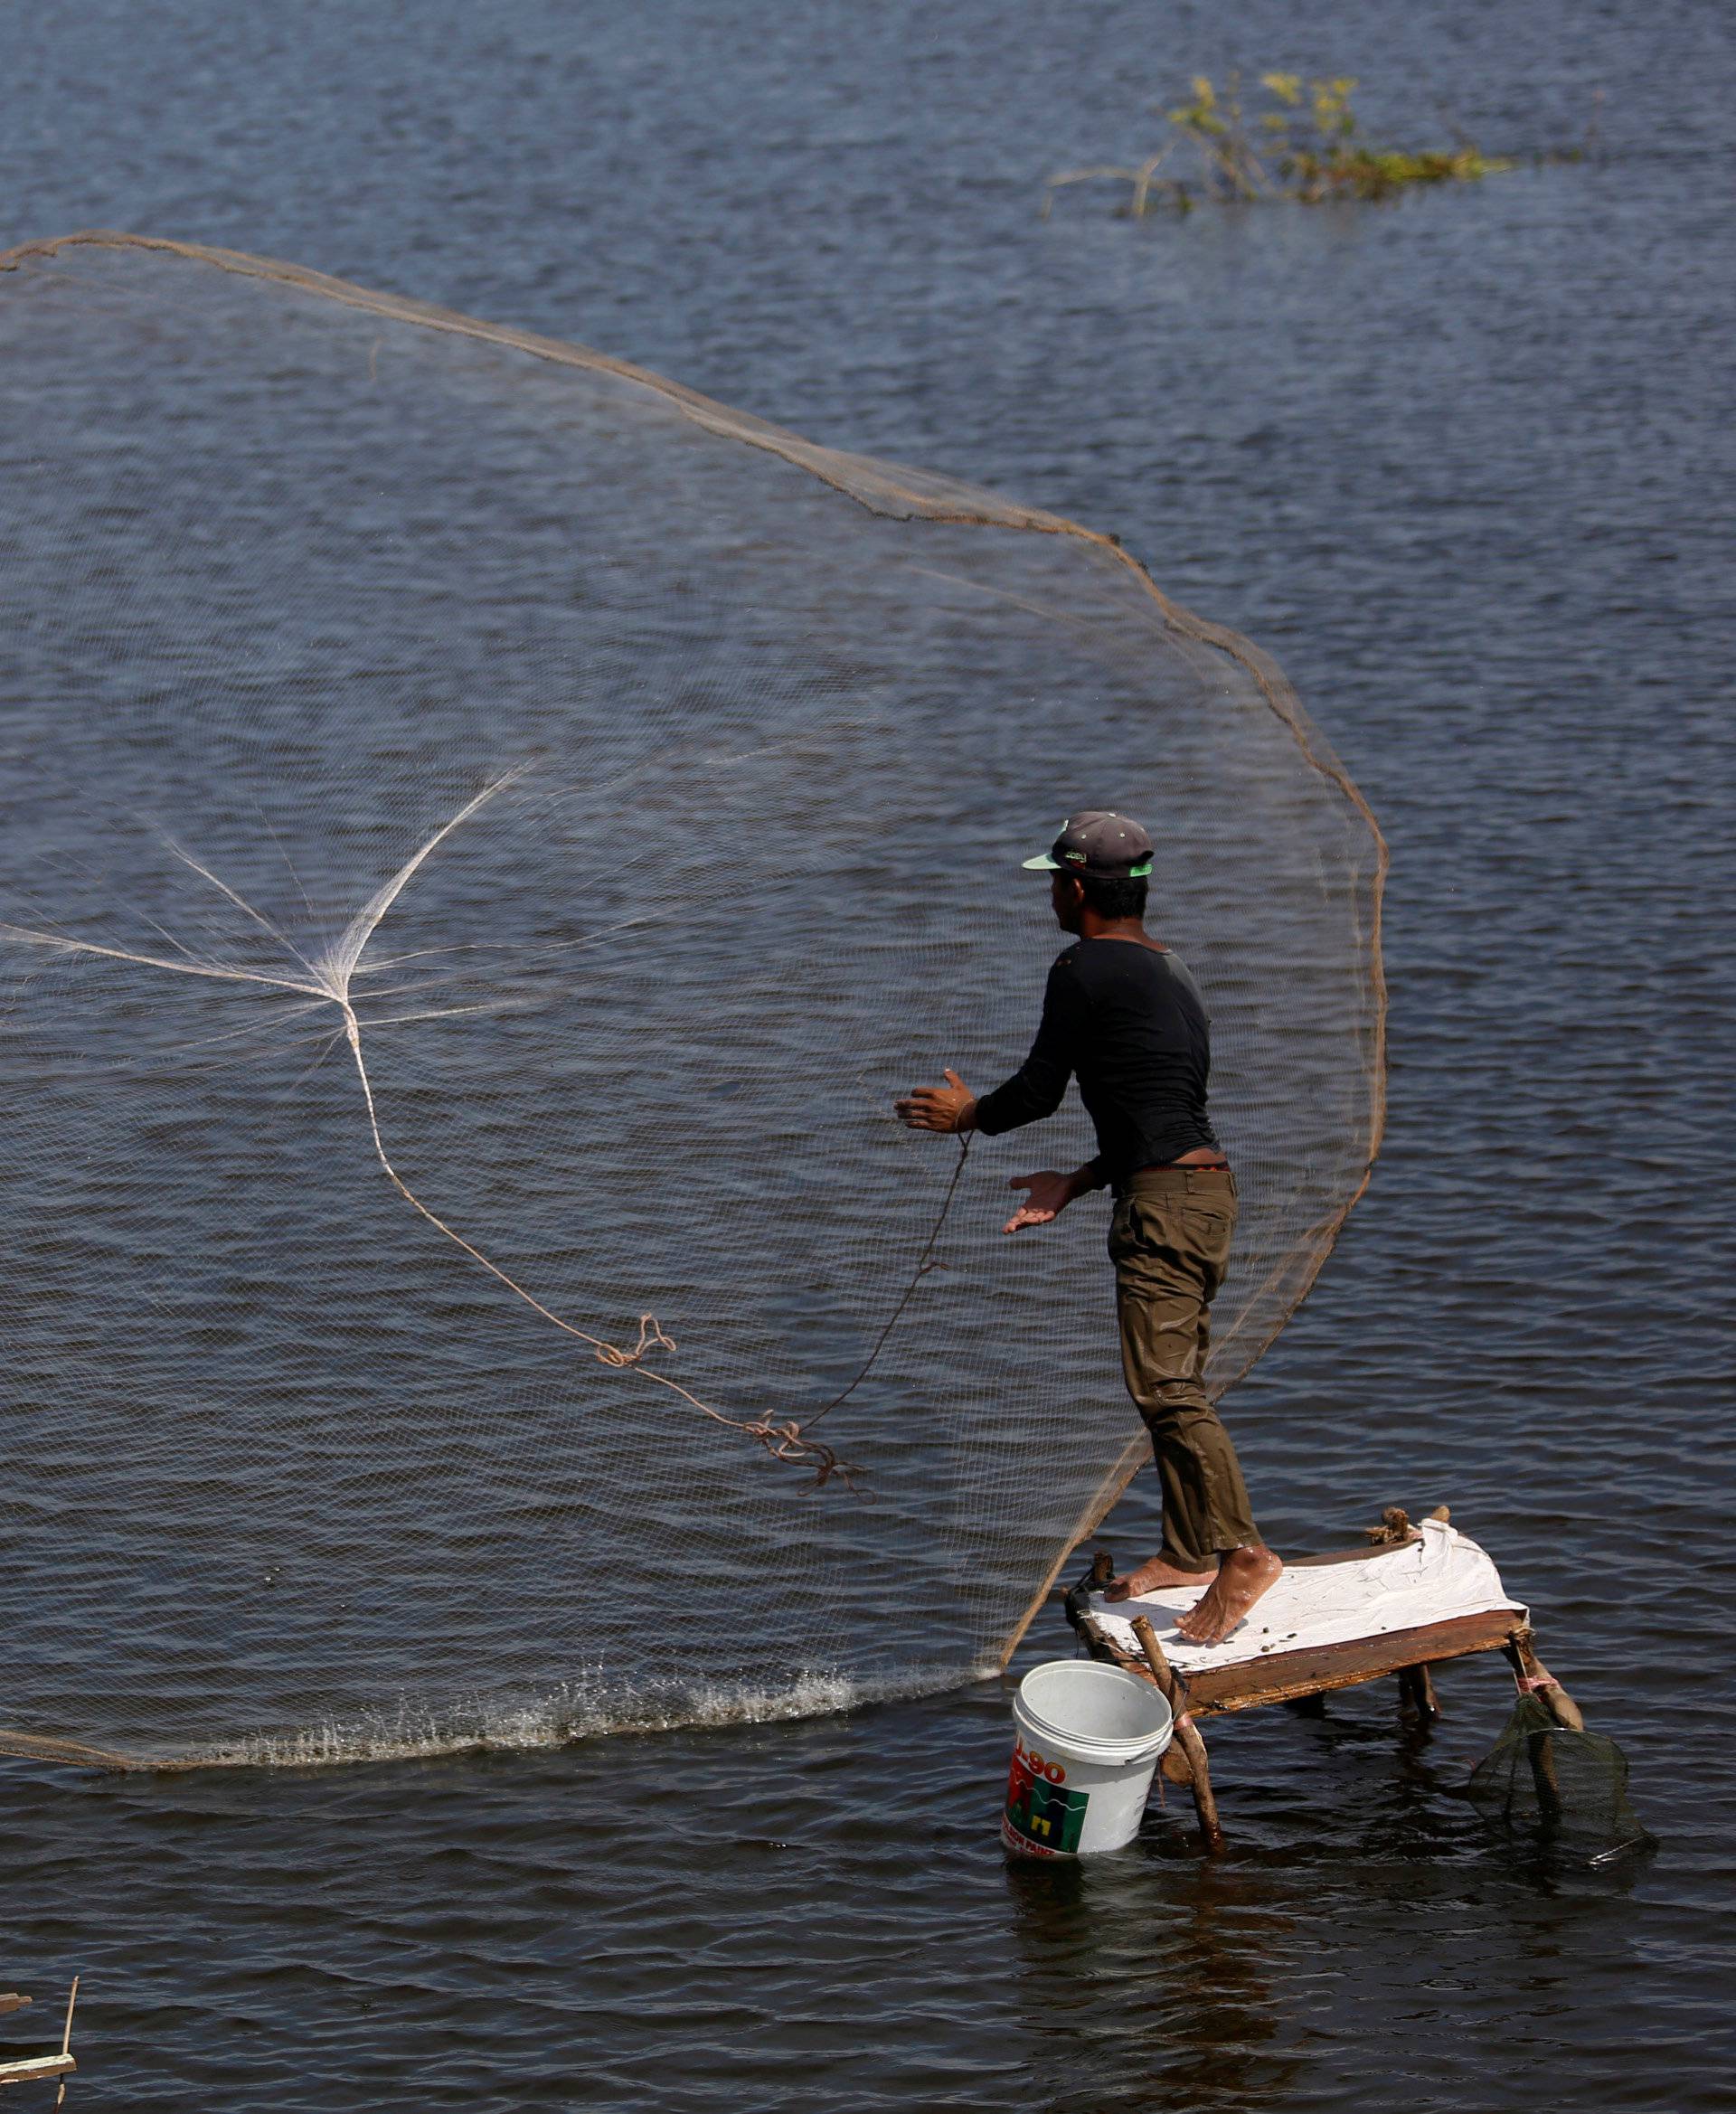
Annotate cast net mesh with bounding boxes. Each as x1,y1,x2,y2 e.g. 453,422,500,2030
0,233,1385,1767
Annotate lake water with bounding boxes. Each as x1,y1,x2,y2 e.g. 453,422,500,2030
4,1,1734,2107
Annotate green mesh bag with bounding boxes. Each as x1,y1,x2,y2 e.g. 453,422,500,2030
1467,1694,1653,1864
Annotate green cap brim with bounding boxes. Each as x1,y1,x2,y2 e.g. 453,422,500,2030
1022,853,1153,877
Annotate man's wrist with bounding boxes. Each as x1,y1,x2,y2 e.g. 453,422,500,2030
957,1099,978,1134
1069,1160,1106,1197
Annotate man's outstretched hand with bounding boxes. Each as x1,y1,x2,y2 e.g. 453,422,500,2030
894,1069,977,1135
1004,1169,1079,1233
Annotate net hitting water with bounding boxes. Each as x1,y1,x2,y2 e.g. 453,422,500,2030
0,232,1385,1768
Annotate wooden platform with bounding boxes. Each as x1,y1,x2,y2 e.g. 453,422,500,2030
0,1979,79,2095
1173,1606,1524,1714
1062,1508,1580,1850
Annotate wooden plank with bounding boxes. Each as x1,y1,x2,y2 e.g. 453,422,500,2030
1185,1609,1524,1714
0,2053,76,2081
1287,1503,1449,1569
1288,1536,1421,1570
1092,1608,1523,1713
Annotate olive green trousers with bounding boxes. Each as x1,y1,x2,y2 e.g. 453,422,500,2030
1109,1165,1261,1571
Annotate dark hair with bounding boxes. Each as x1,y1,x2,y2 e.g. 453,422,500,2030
1076,872,1148,920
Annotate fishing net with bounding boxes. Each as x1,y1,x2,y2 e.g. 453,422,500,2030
0,231,1385,1767
1467,1694,1653,1864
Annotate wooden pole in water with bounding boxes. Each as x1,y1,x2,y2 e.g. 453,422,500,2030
1504,1628,1586,1731
1397,1663,1440,1722
1503,1628,1582,1832
1078,1609,1192,1788
53,1977,79,2110
1130,1615,1224,1854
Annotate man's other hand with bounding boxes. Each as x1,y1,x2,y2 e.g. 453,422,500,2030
1004,1169,1077,1233
894,1068,976,1134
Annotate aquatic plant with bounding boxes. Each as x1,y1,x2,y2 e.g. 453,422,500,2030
1043,73,1518,218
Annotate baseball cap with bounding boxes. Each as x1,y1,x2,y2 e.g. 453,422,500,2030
1022,811,1154,879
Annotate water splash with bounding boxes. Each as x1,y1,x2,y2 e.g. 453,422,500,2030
185,1666,971,1771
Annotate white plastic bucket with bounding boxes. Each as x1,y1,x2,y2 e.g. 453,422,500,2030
1002,1659,1174,1858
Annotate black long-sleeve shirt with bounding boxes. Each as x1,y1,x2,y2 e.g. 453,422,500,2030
971,938,1221,1190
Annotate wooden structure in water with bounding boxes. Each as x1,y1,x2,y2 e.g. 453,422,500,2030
1065,1507,1586,1852
0,1981,79,2100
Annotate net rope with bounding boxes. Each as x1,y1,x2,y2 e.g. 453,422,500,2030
0,232,1386,1768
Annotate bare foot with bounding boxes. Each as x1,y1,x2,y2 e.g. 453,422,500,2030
1104,1552,1216,1601
1173,1545,1283,1644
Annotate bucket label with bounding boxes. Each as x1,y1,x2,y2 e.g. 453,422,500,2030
1005,1743,1090,1855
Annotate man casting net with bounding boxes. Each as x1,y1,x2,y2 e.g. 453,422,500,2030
0,233,1384,1766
